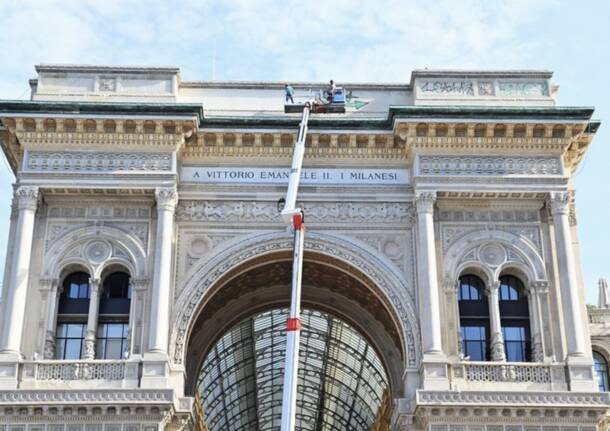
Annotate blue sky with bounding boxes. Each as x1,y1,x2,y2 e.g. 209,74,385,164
0,0,608,303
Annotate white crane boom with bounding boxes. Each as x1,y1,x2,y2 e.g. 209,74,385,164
279,87,345,430
279,103,310,431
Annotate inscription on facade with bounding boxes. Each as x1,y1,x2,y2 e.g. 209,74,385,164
181,167,409,185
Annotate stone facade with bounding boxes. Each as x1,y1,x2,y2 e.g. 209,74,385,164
0,65,606,430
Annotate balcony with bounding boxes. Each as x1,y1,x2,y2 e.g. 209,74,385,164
450,361,568,391
19,360,139,389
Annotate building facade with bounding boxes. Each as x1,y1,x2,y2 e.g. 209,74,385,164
0,64,607,430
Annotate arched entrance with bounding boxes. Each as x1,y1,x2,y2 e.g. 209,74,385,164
170,232,419,427
198,307,389,430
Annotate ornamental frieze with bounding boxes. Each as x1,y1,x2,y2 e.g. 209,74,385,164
176,200,415,224
24,151,173,173
418,155,562,176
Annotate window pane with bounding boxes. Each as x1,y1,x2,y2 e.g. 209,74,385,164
106,323,124,338
55,339,66,359
105,339,123,359
64,339,82,360
594,352,609,392
65,323,84,337
461,326,487,361
502,326,527,362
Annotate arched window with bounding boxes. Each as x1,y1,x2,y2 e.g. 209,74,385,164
594,351,609,392
458,274,489,361
96,271,131,359
55,272,90,359
499,275,531,362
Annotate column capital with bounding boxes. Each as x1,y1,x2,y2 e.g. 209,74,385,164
442,275,459,294
529,280,549,295
89,278,101,294
485,279,501,296
15,186,39,211
38,278,59,292
130,277,149,291
415,191,437,214
548,191,573,216
155,187,178,211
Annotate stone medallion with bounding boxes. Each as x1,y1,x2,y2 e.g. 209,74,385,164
479,243,506,267
85,240,112,264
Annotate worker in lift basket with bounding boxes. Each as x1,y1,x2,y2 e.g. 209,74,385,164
285,84,295,104
326,79,336,103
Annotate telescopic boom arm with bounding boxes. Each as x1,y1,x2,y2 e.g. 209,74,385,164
280,102,310,431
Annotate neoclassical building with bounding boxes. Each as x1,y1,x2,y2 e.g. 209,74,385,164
0,64,607,430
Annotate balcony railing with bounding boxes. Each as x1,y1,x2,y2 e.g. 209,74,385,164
453,361,554,383
588,307,610,324
21,360,138,382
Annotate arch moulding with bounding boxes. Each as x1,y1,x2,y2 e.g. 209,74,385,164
170,230,420,369
42,225,148,280
443,228,548,286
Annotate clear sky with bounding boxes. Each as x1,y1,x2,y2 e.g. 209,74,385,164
0,0,608,303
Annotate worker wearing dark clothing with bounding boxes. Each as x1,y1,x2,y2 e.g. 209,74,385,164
327,80,336,103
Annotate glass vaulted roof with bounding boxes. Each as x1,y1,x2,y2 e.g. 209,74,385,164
197,308,389,431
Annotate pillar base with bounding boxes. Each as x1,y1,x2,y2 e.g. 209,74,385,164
566,354,597,391
0,354,21,389
420,353,449,390
140,352,171,388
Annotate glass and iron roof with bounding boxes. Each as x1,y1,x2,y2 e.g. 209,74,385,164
197,308,389,431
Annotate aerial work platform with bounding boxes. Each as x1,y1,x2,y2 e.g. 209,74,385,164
284,87,347,114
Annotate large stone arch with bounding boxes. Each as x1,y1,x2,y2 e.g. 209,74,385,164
42,225,147,280
170,230,421,381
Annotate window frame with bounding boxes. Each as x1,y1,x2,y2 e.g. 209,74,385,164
95,321,130,360
593,351,610,392
55,321,87,360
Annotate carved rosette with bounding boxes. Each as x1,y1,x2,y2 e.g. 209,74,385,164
155,187,178,212
548,191,573,216
415,191,436,214
15,185,39,211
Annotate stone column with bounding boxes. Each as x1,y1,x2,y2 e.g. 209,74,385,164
549,191,587,358
487,280,506,362
415,192,443,356
528,282,546,362
82,278,101,360
148,187,177,355
0,186,39,356
41,278,60,359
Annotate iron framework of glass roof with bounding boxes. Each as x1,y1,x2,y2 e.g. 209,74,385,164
197,308,389,431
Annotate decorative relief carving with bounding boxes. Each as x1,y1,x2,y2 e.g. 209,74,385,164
548,191,572,216
415,192,436,214
25,151,172,172
438,208,540,223
85,241,112,264
478,81,494,96
419,80,474,96
155,187,178,211
441,224,542,255
15,186,39,210
176,201,415,224
47,205,151,219
479,243,506,267
350,231,414,279
99,77,117,92
417,390,610,405
172,232,419,367
498,81,549,97
418,156,561,176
